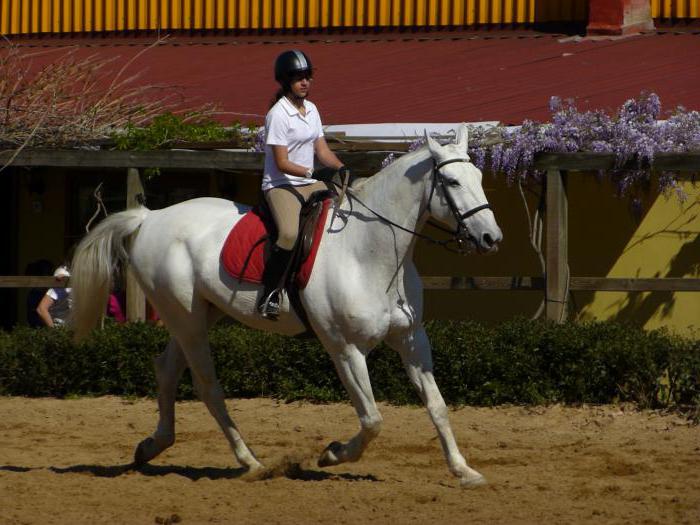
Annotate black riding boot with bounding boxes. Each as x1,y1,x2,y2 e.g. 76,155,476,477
258,245,293,320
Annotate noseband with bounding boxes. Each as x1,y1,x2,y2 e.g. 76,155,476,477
426,157,492,249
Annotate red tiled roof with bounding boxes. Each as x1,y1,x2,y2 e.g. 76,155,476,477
10,31,700,126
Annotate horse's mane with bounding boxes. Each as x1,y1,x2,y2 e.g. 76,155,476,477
353,145,432,197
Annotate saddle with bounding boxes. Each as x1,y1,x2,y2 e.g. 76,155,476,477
220,189,334,290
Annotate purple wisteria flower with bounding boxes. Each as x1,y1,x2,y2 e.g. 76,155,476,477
252,127,265,152
467,92,696,199
375,92,698,200
381,153,397,169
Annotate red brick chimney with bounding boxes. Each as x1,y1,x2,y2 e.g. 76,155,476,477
587,0,655,36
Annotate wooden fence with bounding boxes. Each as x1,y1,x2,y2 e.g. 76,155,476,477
1,147,699,323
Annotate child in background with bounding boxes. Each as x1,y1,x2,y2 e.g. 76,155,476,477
36,266,72,327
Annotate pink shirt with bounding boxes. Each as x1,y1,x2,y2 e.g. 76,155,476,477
107,294,126,323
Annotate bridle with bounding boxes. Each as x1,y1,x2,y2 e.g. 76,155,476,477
426,157,492,249
336,156,492,254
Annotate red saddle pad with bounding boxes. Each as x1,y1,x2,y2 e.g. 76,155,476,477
220,199,331,289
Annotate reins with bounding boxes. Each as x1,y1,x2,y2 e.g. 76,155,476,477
331,157,492,255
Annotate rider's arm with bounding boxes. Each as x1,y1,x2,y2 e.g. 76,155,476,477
271,145,315,178
36,293,55,327
314,136,344,171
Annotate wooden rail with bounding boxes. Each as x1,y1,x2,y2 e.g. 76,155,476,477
7,276,700,292
0,149,389,173
534,152,700,172
3,148,699,322
2,149,698,172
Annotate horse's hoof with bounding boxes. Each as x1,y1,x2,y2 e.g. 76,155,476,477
317,441,343,467
245,460,265,473
460,473,487,488
133,437,159,467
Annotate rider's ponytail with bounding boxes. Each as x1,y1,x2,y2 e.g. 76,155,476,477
269,87,286,109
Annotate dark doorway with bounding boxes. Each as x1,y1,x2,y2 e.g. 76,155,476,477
0,169,19,328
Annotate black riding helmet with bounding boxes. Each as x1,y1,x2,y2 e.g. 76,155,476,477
274,50,313,86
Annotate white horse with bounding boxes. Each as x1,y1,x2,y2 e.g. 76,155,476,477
71,125,502,487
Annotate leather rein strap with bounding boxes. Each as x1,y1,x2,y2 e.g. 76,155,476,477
335,157,491,254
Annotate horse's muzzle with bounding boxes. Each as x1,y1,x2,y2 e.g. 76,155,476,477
467,225,502,255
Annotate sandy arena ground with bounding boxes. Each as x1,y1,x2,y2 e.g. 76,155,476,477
0,396,698,524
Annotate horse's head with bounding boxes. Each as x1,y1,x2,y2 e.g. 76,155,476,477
424,124,502,253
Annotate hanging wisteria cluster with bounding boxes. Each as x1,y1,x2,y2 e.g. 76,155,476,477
383,92,700,200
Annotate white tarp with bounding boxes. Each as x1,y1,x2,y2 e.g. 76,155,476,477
322,122,500,142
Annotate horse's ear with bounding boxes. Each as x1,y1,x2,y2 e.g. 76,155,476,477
456,123,469,149
424,130,441,156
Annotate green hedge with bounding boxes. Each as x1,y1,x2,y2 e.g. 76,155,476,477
0,320,698,410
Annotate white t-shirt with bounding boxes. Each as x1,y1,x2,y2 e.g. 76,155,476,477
262,97,324,191
46,287,72,325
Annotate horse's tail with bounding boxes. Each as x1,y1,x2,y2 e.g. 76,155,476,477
70,206,150,341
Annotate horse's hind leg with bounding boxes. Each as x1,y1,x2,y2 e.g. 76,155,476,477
185,337,263,471
387,327,486,488
134,338,187,466
164,305,262,472
134,307,226,466
318,344,383,467
138,289,261,471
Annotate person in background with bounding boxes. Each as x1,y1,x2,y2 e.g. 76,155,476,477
36,265,72,327
106,277,126,323
106,291,126,323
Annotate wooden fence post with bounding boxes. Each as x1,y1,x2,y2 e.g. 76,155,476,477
126,168,146,321
545,169,569,322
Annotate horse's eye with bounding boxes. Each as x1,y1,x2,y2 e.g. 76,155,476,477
447,179,460,187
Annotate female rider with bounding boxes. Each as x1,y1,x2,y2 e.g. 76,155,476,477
259,50,348,319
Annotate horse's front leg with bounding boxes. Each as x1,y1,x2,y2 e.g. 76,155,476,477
387,327,486,488
317,344,383,467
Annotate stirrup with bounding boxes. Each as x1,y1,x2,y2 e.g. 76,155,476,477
258,289,282,320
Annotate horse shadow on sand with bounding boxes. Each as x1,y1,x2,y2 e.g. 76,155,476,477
0,462,379,482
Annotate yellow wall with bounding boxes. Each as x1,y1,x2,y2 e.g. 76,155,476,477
417,173,699,337
578,181,700,335
0,0,592,35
